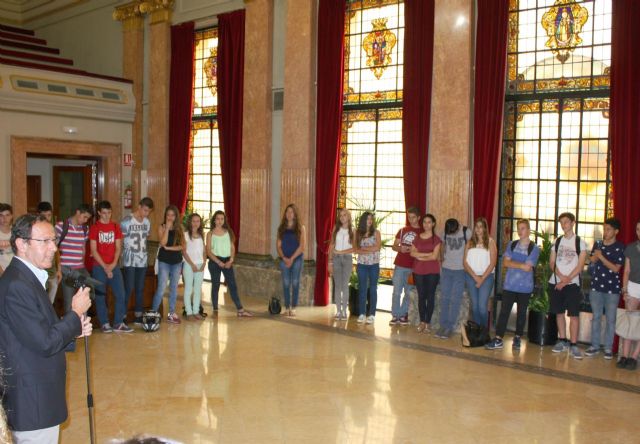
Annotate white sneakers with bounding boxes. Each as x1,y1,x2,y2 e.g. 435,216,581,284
357,314,375,324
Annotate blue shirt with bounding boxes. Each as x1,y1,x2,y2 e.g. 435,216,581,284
281,229,300,258
589,240,624,294
503,240,540,294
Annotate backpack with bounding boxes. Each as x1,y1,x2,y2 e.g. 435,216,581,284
553,235,582,285
510,240,535,256
268,296,282,315
57,218,89,246
444,226,468,244
461,320,490,347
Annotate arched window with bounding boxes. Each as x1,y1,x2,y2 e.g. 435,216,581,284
339,0,405,274
499,0,612,249
187,27,224,219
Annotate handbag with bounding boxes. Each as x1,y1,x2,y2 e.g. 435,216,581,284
268,296,282,315
461,320,490,347
615,308,640,341
407,273,415,286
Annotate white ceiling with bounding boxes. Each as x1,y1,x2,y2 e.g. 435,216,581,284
0,0,85,25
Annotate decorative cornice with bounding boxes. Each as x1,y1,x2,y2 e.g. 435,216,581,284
113,0,174,25
112,1,144,22
140,0,174,24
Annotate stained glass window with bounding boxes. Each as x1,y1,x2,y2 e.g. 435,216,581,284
187,28,224,221
339,0,405,275
499,0,612,259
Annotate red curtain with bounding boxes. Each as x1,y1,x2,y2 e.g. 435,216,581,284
217,10,245,245
402,0,434,215
472,0,509,230
610,0,640,245
314,0,345,306
168,21,195,214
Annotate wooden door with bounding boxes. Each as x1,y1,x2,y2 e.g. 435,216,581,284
53,166,94,221
26,175,41,213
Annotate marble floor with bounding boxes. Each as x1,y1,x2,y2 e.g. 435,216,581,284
61,286,640,444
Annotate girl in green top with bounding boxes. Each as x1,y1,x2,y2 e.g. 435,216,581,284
206,210,252,317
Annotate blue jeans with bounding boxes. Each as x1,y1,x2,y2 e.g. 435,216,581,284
92,265,127,327
152,261,182,313
280,255,303,309
357,263,379,316
208,258,243,310
124,266,146,315
391,266,413,317
439,268,466,331
590,290,620,351
466,273,494,327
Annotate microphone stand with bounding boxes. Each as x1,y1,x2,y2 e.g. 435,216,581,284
83,330,96,444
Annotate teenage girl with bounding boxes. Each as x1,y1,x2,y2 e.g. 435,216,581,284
277,204,306,316
463,217,497,327
151,205,184,324
206,210,252,317
410,214,442,333
328,208,354,320
355,211,381,324
183,213,206,320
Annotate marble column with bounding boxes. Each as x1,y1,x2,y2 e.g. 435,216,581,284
280,0,316,259
143,0,173,236
427,0,474,226
239,0,273,255
113,2,144,205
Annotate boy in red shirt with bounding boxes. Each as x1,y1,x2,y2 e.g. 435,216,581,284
90,201,133,333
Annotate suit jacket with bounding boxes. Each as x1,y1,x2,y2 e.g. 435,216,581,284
0,257,81,431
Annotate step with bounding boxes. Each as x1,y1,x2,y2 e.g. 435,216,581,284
0,38,59,54
0,30,47,46
0,47,73,66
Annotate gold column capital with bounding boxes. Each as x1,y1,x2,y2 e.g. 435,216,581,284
112,1,144,22
140,0,175,24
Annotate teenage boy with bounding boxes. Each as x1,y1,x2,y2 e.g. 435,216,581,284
121,197,154,324
486,219,540,350
56,203,94,314
90,200,133,333
550,212,588,359
585,218,624,360
0,203,13,276
37,201,62,303
389,207,421,325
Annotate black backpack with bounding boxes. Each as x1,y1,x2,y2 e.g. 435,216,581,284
461,320,490,347
510,240,535,256
553,235,582,285
268,296,282,315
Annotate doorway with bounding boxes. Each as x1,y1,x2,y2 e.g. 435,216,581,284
52,165,95,221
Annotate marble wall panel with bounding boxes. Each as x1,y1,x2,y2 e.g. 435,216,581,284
147,19,171,236
242,0,273,169
239,168,271,254
428,0,473,223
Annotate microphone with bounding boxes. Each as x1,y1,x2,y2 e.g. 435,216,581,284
61,266,102,296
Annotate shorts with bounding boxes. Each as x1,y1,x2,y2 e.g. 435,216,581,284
627,280,640,299
550,283,583,317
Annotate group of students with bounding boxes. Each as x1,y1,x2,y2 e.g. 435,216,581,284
22,198,309,331
327,206,640,369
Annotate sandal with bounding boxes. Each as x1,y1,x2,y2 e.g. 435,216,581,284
237,310,253,318
417,322,426,333
194,314,203,321
289,309,296,317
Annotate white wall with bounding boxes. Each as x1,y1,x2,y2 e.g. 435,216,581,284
30,0,124,78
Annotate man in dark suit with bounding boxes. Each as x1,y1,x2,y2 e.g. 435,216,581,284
0,214,92,443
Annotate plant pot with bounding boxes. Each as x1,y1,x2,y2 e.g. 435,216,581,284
527,310,558,346
349,286,371,317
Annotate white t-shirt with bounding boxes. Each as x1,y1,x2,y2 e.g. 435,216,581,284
184,232,205,266
335,227,352,252
0,229,14,270
549,234,588,286
466,246,494,275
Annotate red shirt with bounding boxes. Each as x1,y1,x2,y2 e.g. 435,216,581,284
89,221,123,266
394,226,421,268
412,234,442,275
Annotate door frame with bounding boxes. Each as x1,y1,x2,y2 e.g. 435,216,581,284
52,165,94,220
11,136,122,220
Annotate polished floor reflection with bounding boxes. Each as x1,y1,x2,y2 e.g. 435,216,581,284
61,289,640,444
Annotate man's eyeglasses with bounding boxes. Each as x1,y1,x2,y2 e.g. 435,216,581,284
24,238,57,245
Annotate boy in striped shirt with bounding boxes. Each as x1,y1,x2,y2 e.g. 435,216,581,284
56,203,94,315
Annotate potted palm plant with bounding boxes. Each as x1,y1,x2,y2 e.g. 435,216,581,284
528,230,558,345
